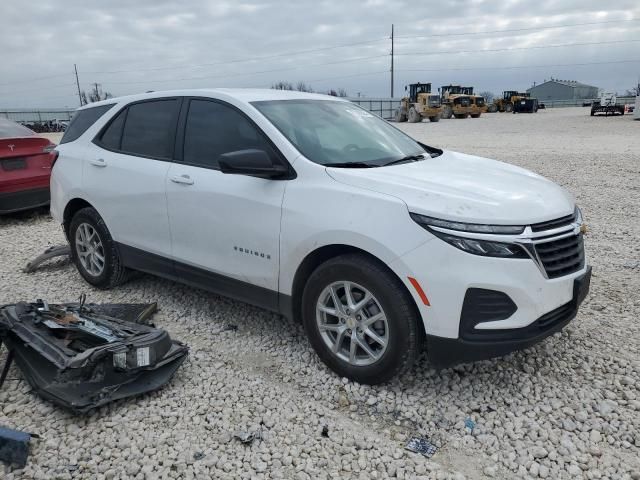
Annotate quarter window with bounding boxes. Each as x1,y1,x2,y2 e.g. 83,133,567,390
60,104,114,144
120,99,179,159
183,100,276,169
98,108,126,150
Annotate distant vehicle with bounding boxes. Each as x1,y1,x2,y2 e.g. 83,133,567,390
395,83,443,123
493,91,539,113
590,93,625,116
440,85,475,119
0,118,57,214
51,89,591,384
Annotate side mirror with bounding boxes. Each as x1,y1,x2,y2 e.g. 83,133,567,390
219,149,289,179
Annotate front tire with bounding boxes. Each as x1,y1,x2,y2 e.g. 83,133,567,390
408,107,421,123
69,207,129,289
302,254,419,384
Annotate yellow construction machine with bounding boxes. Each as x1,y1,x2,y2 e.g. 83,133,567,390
439,85,476,119
395,83,443,123
493,91,539,113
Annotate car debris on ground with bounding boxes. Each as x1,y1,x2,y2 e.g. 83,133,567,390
22,244,71,273
0,426,39,468
0,297,188,414
405,436,438,458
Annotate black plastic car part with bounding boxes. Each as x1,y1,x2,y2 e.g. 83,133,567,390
0,300,188,414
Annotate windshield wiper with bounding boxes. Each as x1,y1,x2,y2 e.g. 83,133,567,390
325,162,376,168
383,154,426,167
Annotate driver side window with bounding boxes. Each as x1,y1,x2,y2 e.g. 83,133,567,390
183,99,276,169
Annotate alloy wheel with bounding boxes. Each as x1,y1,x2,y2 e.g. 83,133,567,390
75,222,105,276
316,281,389,366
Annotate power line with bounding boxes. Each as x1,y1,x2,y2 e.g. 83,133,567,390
397,39,640,57
0,83,77,95
104,54,388,86
0,72,73,87
84,38,387,75
397,58,640,73
0,38,386,87
396,17,640,39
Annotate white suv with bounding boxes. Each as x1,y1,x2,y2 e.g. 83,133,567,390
51,89,591,384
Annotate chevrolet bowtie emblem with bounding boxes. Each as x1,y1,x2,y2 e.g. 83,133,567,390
580,224,588,235
8,144,15,151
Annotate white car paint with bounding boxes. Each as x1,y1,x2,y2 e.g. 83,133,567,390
51,88,587,351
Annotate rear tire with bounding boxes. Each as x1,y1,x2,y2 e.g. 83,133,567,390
470,113,481,118
429,115,440,122
69,207,130,289
301,254,419,385
505,103,513,112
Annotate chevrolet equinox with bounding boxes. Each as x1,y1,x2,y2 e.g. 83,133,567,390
51,89,591,384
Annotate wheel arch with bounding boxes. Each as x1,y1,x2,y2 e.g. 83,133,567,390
62,198,95,239
287,244,422,330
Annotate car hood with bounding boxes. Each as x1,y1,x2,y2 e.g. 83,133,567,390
326,150,575,224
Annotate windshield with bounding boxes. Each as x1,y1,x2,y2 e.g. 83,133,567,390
252,99,427,166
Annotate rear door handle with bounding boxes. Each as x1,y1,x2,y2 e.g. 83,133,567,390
89,158,107,167
170,174,194,185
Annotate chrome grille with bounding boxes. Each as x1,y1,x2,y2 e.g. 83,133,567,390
531,213,576,232
534,233,584,279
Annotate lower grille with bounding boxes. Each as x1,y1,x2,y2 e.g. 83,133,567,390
461,300,576,342
534,233,584,279
459,289,517,337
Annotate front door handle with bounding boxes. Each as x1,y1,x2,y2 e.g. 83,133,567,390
89,158,107,167
170,174,194,185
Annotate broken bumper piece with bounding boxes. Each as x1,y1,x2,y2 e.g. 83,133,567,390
0,301,188,414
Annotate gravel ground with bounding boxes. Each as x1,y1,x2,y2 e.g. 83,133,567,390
1,107,639,479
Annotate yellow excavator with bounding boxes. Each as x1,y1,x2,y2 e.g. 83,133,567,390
395,83,443,123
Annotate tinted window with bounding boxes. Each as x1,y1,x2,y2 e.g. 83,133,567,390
0,118,35,138
183,100,276,169
121,100,179,159
98,108,126,150
60,104,114,144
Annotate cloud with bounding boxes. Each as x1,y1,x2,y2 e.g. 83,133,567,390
0,0,638,107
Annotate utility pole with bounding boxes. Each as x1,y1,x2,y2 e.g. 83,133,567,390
74,64,83,106
390,24,394,98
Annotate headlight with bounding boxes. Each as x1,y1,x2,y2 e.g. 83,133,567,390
430,232,528,257
410,213,528,258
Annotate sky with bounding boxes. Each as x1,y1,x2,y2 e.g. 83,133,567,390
1,0,639,108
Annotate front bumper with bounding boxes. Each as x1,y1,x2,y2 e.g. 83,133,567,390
426,266,591,369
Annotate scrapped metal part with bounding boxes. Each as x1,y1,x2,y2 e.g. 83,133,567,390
405,436,438,458
0,426,33,468
23,245,71,273
234,430,263,445
0,300,188,414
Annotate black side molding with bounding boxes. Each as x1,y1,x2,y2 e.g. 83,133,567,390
117,243,286,314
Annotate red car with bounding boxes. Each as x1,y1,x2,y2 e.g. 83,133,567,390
0,118,57,214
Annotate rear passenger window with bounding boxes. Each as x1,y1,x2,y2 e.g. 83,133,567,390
98,109,126,150
183,99,276,169
120,100,179,159
60,104,114,144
